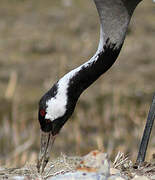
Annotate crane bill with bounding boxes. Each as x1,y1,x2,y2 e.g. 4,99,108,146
37,131,56,173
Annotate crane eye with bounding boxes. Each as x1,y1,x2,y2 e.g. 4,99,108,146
40,109,46,117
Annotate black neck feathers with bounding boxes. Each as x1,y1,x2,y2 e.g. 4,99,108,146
67,39,122,102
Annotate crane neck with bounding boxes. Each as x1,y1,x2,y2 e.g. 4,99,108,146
57,0,142,104
94,0,141,47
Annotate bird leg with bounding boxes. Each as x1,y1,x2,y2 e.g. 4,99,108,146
37,131,56,173
136,93,155,164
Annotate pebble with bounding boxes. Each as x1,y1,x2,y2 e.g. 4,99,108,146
9,176,27,180
132,175,150,180
110,168,121,175
77,150,110,176
47,171,107,180
151,175,155,180
107,175,126,180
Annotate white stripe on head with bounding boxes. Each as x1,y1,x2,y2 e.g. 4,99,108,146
45,81,68,121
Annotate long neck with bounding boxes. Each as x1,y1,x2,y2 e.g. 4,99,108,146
58,0,141,102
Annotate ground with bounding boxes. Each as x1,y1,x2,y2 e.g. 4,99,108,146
1,150,155,179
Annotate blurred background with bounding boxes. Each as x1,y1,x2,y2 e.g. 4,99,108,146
0,0,154,167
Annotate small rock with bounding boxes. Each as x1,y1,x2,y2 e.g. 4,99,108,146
78,150,110,176
0,167,6,171
47,171,107,180
151,175,155,180
98,153,110,176
108,175,126,180
9,176,26,180
132,175,150,180
110,168,120,175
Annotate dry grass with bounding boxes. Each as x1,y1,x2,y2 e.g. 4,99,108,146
0,0,154,167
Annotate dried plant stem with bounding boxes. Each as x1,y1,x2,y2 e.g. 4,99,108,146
5,71,18,100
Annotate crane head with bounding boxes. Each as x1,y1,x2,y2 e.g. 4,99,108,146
38,81,75,135
37,81,76,173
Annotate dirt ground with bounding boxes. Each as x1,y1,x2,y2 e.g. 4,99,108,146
1,150,155,179
0,0,154,167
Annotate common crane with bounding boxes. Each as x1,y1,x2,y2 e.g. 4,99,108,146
37,0,155,173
